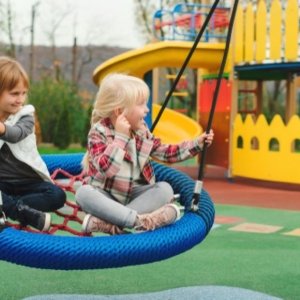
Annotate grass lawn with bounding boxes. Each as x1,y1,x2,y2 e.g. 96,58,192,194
0,204,299,300
38,144,85,155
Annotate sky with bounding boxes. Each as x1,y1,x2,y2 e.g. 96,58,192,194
5,0,146,48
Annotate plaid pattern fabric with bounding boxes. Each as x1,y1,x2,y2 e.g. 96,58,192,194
86,118,202,204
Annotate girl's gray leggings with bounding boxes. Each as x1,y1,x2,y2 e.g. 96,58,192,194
75,181,174,228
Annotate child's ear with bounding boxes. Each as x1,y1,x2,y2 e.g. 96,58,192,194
113,108,122,116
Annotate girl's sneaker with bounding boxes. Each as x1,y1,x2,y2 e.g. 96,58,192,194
135,203,180,231
82,214,124,235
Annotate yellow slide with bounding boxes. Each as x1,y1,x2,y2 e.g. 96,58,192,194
93,41,226,142
152,104,201,144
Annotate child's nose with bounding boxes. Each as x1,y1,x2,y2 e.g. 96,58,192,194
16,96,23,103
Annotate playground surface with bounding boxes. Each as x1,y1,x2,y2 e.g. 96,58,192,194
176,165,300,211
0,164,299,300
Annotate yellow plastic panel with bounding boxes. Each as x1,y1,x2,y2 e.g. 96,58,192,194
270,0,282,60
285,0,298,61
244,3,254,62
232,113,300,184
234,3,244,64
255,0,267,62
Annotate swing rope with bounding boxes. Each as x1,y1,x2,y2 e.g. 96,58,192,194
191,0,239,210
151,0,239,211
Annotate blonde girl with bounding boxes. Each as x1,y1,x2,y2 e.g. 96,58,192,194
76,73,214,234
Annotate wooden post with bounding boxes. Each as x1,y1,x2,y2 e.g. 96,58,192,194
227,0,239,179
256,81,263,115
152,68,159,104
286,73,297,121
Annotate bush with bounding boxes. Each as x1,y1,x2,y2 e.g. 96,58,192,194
53,103,72,149
29,78,87,144
80,103,93,148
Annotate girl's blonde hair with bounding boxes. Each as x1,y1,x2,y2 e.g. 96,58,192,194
0,56,29,95
82,73,150,170
91,73,150,126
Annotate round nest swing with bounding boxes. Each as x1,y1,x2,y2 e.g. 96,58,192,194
0,153,215,270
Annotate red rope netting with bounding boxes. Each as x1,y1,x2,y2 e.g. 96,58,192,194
6,169,89,236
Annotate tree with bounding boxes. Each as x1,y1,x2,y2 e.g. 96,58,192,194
43,3,71,64
29,78,86,144
6,1,15,57
29,2,40,81
0,0,17,57
80,103,93,148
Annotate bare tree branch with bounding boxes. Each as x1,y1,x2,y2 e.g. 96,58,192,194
29,1,40,81
7,1,15,57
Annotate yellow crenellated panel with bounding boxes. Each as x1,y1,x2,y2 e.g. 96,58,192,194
253,115,269,151
285,0,298,61
256,0,267,62
234,3,244,64
244,2,254,62
232,113,300,184
287,115,300,151
269,0,282,60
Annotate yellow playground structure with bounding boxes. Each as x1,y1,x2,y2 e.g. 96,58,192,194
92,41,224,143
93,0,300,185
232,0,300,184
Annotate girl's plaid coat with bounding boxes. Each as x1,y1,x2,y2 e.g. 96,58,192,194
86,118,202,204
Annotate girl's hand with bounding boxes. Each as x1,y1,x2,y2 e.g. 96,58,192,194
198,129,214,148
115,111,131,137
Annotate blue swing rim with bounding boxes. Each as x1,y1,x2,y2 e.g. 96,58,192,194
0,153,215,270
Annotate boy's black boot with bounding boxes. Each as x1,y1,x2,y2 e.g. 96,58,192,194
16,201,51,231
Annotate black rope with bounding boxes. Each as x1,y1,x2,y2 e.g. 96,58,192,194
0,192,6,231
191,0,240,209
151,0,221,132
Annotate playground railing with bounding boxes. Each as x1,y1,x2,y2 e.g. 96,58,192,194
235,0,300,64
153,3,230,43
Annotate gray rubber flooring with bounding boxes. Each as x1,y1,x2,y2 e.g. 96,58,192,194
23,286,282,300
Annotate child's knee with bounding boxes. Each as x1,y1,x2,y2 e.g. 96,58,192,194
49,184,66,210
156,181,174,203
75,185,93,207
